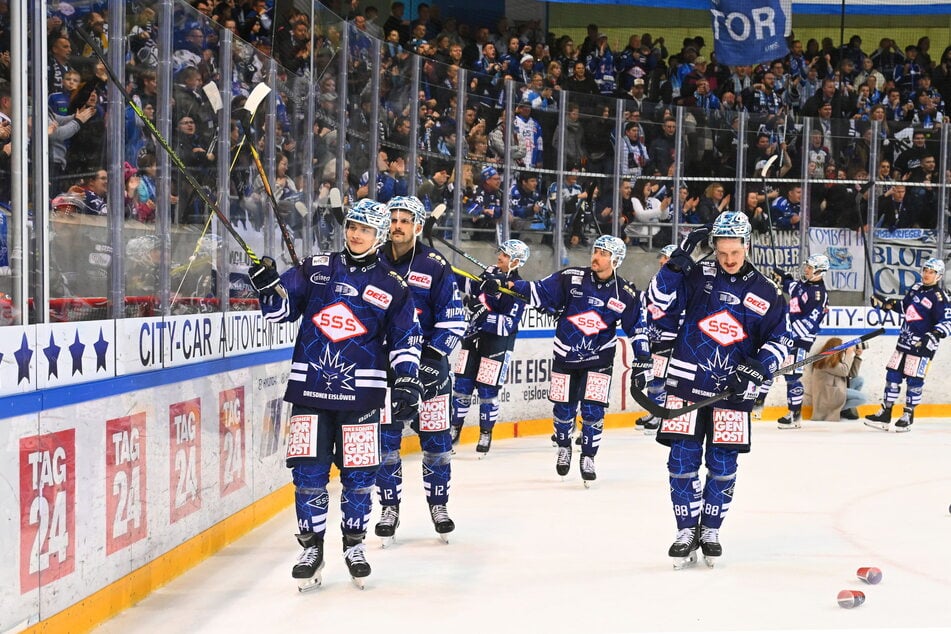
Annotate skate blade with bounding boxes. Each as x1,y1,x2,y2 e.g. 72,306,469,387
751,410,763,421
894,426,912,433
350,576,367,590
379,535,396,549
672,552,698,570
863,420,890,432
777,423,801,430
438,533,450,544
296,562,325,592
583,480,592,489
643,429,658,436
703,555,717,568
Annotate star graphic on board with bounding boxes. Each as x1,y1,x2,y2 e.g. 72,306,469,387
14,334,32,384
94,328,109,371
43,333,61,379
69,331,86,376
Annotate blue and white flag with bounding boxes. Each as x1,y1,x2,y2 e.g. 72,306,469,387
710,0,790,66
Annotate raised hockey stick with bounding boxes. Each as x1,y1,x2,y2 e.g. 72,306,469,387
228,83,272,174
760,154,780,265
244,125,302,266
630,328,886,419
74,27,265,269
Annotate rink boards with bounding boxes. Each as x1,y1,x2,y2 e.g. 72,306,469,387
0,305,943,632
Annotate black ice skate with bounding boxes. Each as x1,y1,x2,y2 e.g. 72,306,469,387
864,404,893,431
476,430,492,456
894,407,915,432
374,505,400,548
777,409,801,430
429,504,455,543
699,526,721,567
343,534,371,589
580,455,596,487
556,445,572,477
641,416,661,435
292,532,325,592
669,525,700,570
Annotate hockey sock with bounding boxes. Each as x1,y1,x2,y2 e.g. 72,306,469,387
906,378,924,407
786,377,804,410
579,418,604,455
294,485,329,535
421,432,452,505
340,473,375,535
701,446,738,529
668,441,703,529
477,385,500,433
375,447,403,507
552,414,575,447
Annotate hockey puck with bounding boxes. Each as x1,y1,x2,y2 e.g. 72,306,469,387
857,567,883,584
837,589,866,609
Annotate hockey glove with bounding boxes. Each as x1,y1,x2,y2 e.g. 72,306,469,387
870,294,896,312
248,257,283,295
769,267,788,286
419,346,448,401
916,330,944,354
726,358,768,403
479,270,506,295
679,224,712,255
391,375,424,420
629,356,654,394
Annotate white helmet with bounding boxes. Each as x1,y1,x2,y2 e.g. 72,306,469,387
592,235,627,268
659,244,677,259
126,235,162,265
802,253,830,280
346,198,389,246
923,257,945,280
709,211,752,247
386,195,427,226
499,239,530,270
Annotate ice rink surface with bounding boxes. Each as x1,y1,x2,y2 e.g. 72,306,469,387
94,419,951,634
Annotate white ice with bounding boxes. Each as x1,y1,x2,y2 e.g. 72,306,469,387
94,420,951,634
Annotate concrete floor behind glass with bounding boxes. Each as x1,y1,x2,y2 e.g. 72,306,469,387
94,420,951,634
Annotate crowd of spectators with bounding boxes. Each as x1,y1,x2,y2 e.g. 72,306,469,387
6,0,951,255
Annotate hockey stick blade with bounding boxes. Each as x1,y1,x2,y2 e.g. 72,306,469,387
761,153,779,178
202,81,223,113
422,203,447,242
244,83,272,115
630,328,886,419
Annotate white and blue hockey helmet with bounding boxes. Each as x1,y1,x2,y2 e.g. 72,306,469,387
709,211,752,247
499,239,530,270
923,257,945,280
126,234,162,264
802,253,830,279
346,198,389,246
387,195,428,226
658,244,677,259
593,235,627,268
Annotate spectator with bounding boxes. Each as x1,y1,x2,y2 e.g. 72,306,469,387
618,120,649,178
562,60,599,95
509,171,547,230
584,103,615,175
810,337,866,421
465,165,503,240
487,108,526,165
741,190,770,233
551,102,586,170
48,35,72,92
878,184,923,229
771,185,802,229
133,153,160,223
62,169,109,215
586,32,615,95
625,178,672,242
692,182,731,224
870,37,904,80
893,129,930,177
512,96,543,169
894,45,924,98
648,116,678,175
173,113,215,224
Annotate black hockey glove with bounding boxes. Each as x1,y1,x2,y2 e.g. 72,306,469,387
479,271,506,295
248,256,283,295
679,224,712,255
726,358,768,403
629,356,654,394
666,224,712,275
391,375,424,420
870,294,896,312
916,330,944,354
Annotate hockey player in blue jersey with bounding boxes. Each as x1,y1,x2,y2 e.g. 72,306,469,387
646,212,789,568
637,243,679,435
762,253,830,429
865,258,951,432
449,239,529,454
507,235,652,486
248,198,423,590
375,195,467,544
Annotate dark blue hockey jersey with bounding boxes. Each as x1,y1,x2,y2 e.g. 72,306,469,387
456,266,525,339
260,252,422,410
511,268,650,368
381,242,467,354
893,282,951,356
648,260,789,408
781,277,828,348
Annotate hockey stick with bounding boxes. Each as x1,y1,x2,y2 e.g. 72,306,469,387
859,224,878,300
74,27,264,269
244,128,302,266
228,83,272,174
760,154,780,266
629,328,886,419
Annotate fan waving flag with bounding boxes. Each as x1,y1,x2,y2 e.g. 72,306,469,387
710,0,790,66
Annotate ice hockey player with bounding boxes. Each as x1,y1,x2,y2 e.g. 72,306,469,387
507,235,652,486
450,239,529,455
636,243,679,435
249,198,423,590
646,212,789,568
865,258,951,432
761,253,830,429
375,196,467,544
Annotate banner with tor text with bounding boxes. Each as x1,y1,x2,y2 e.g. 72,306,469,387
710,0,790,66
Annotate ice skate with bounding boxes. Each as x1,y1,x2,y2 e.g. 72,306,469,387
292,532,324,592
864,404,892,431
751,396,766,420
894,407,915,432
343,534,370,589
580,454,596,488
555,445,572,477
550,433,558,447
669,525,699,570
776,409,801,430
374,505,399,548
699,526,721,567
429,504,455,543
476,430,492,457
641,416,661,435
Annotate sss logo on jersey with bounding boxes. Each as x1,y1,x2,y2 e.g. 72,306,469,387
313,302,368,343
698,309,747,346
567,310,608,336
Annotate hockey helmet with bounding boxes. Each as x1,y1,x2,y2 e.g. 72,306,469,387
709,211,752,247
592,235,627,268
658,244,677,259
126,234,162,264
346,198,389,246
386,195,428,226
802,253,830,280
922,257,945,280
499,239,530,270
